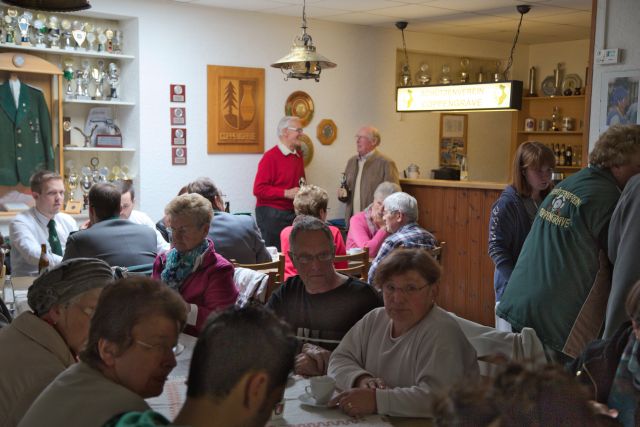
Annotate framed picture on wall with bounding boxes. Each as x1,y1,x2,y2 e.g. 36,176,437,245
439,113,467,167
599,69,640,134
207,65,265,154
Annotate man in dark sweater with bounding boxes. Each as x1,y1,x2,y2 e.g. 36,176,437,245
267,216,381,377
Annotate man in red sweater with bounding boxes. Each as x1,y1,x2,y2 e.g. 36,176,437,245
253,116,306,250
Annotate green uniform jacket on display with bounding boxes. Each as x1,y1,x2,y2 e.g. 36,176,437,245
496,166,621,359
0,81,54,186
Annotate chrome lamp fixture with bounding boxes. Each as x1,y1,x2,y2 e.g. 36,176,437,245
396,21,412,87
1,0,91,11
271,0,336,82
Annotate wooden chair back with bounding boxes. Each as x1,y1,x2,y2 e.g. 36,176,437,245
233,255,285,302
429,241,446,264
334,247,370,282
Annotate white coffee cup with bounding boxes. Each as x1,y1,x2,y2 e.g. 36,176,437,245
305,376,335,405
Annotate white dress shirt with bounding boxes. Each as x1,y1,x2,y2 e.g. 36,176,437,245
9,207,78,276
128,209,170,254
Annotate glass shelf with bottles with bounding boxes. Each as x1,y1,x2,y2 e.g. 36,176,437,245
543,143,583,169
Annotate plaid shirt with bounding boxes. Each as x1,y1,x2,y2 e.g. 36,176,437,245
368,222,436,284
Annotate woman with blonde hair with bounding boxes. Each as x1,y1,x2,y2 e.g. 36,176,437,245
488,141,555,331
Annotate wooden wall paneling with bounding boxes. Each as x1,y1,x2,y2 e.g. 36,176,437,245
441,189,458,313
467,189,484,324
453,189,469,316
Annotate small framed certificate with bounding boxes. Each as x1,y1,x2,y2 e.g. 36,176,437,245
172,128,186,145
170,84,186,103
170,108,186,125
172,147,187,165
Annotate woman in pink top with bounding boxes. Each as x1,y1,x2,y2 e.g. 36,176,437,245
281,185,347,280
346,181,401,258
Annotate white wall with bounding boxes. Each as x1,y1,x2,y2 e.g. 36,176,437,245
87,0,536,221
589,0,640,148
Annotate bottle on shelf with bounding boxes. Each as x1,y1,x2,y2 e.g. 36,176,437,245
565,145,573,167
553,144,561,165
38,244,49,274
459,155,469,181
559,144,566,166
551,106,561,131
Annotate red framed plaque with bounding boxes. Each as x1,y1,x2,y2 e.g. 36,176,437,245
170,108,186,125
171,128,186,145
170,84,186,103
172,147,187,165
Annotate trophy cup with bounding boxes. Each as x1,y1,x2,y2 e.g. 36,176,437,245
113,30,122,54
438,64,452,85
91,60,106,100
47,16,60,49
71,21,86,51
63,58,75,99
493,61,503,82
108,63,120,99
17,12,33,46
110,165,121,182
415,63,431,86
459,58,470,83
4,9,18,44
80,166,93,209
74,124,97,147
33,16,47,48
120,165,130,181
105,28,114,52
98,166,109,183
61,19,73,50
75,60,91,100
96,27,107,52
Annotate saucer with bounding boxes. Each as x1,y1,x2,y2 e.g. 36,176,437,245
298,393,331,408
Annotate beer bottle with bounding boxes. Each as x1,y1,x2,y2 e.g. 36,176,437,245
38,244,49,273
338,173,349,202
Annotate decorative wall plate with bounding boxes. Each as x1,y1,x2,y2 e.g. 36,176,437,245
298,133,314,167
541,76,556,97
316,119,337,145
285,91,314,127
561,74,583,95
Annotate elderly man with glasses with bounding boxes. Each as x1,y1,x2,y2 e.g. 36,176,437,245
253,116,306,250
368,192,436,285
267,216,380,377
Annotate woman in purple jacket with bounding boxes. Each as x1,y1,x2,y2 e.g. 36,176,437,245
488,141,555,331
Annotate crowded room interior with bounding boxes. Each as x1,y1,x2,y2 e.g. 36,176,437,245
1,0,640,425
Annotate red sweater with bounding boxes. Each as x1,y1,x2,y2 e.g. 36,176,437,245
253,146,305,211
280,225,348,280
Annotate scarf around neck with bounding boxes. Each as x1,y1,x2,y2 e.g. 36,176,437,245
161,239,210,291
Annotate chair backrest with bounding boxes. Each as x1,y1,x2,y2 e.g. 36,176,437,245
233,255,285,302
334,247,370,282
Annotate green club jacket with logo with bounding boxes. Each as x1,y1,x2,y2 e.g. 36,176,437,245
0,81,54,186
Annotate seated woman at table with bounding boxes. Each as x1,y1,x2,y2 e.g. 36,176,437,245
280,185,347,280
328,248,479,418
153,193,238,336
346,181,400,258
0,258,113,427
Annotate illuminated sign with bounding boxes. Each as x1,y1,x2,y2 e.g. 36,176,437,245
396,81,523,112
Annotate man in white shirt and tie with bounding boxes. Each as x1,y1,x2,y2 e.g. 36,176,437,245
9,170,78,276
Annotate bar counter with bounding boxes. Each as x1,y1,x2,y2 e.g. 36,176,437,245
400,179,507,327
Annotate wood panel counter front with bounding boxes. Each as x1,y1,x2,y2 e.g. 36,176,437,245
400,179,506,327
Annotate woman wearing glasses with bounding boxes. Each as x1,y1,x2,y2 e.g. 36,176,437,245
152,193,238,336
328,248,479,418
0,258,113,426
489,141,555,332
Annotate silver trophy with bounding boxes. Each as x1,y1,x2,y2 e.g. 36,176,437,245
85,22,96,51
33,17,47,48
75,60,91,100
438,64,452,85
96,27,107,52
415,63,431,86
108,63,120,99
80,166,93,209
61,19,73,50
459,58,470,83
63,58,75,99
113,30,122,54
91,60,106,100
4,9,18,44
17,12,32,46
47,16,60,49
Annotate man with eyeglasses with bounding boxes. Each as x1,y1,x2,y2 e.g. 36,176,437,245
253,116,306,250
19,277,187,427
267,216,380,377
63,182,157,268
368,192,436,285
338,125,399,226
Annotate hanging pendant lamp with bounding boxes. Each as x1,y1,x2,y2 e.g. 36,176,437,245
1,0,91,11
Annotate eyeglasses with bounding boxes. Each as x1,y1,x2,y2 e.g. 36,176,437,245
292,251,334,264
381,283,430,296
167,224,198,235
136,339,179,356
287,127,303,133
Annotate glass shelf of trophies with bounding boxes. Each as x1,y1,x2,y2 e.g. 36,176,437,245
63,99,135,106
0,43,134,60
63,146,136,152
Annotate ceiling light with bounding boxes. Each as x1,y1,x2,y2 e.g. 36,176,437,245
396,21,412,87
1,0,91,11
270,0,336,82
